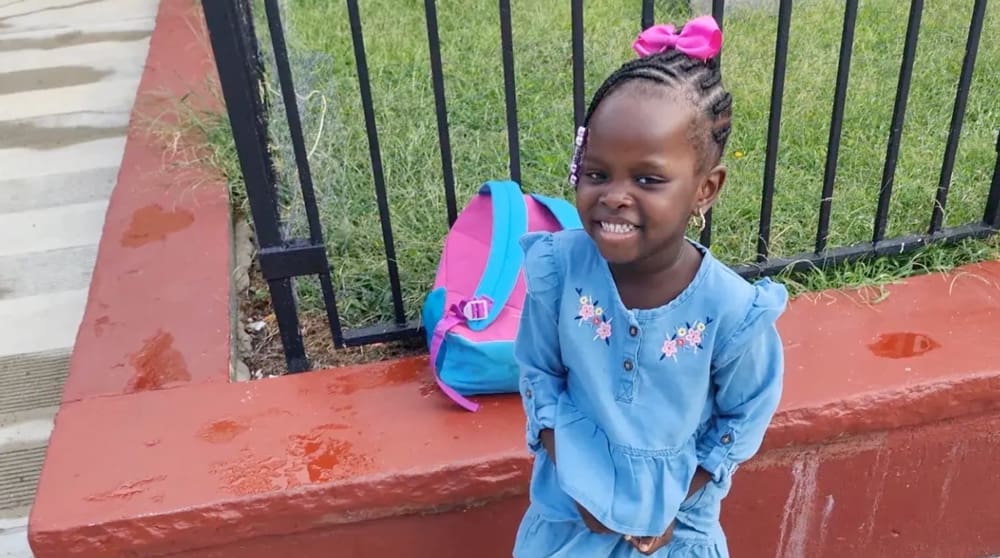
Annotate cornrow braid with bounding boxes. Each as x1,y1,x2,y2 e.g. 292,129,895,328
582,48,733,171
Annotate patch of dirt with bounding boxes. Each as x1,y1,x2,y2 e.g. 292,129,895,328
236,228,425,379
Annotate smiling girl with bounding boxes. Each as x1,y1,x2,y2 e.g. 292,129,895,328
513,16,787,557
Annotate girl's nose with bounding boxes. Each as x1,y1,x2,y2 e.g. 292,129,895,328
600,183,632,209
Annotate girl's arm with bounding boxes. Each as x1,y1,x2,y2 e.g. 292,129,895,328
516,289,567,455
697,322,784,482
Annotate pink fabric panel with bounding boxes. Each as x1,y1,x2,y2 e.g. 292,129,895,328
439,195,569,343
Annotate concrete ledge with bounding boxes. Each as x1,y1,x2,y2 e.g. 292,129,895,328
29,1,1000,557
59,0,231,404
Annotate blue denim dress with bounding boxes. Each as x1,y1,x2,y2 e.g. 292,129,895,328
512,230,787,557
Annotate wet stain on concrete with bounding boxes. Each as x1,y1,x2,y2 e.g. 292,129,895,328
0,29,151,52
326,359,422,396
0,65,111,96
121,204,194,247
289,424,368,483
85,475,166,502
198,419,250,444
868,332,940,359
0,119,126,150
208,450,290,496
418,381,437,398
209,424,373,495
94,315,113,336
126,330,191,392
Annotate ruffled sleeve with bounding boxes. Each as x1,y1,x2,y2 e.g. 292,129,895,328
516,232,567,451
697,278,788,482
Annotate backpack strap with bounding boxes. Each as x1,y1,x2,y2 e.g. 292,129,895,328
427,295,493,412
466,180,529,332
530,193,583,230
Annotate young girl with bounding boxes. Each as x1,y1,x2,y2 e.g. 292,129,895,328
513,16,786,558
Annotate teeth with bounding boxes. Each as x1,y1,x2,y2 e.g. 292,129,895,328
601,222,636,234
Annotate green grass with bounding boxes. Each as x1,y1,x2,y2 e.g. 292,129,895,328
207,0,1000,329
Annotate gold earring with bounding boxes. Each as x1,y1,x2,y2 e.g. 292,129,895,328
692,209,706,233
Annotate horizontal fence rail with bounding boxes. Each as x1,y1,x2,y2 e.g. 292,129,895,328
202,0,999,373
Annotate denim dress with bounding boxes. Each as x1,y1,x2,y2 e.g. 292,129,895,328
512,230,787,558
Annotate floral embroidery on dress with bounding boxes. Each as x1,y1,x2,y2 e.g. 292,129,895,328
574,288,612,344
660,317,713,360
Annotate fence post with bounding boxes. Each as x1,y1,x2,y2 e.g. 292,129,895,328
201,0,309,372
985,130,1000,229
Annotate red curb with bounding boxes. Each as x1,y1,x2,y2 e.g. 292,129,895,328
29,0,1000,556
60,0,231,404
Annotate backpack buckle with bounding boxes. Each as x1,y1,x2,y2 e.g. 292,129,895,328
461,297,491,322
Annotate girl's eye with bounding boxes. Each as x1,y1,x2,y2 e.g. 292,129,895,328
636,176,666,186
584,171,607,183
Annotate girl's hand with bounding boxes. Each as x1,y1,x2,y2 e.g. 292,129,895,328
576,502,614,534
539,428,556,463
541,429,615,535
625,521,675,555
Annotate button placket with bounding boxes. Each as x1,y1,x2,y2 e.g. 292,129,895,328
615,315,642,403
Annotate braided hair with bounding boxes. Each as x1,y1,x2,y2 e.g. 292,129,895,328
573,48,732,180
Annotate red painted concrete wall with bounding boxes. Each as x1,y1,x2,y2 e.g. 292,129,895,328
173,412,1000,558
29,1,1000,558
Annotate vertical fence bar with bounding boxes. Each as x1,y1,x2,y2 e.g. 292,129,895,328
985,130,1000,229
262,0,346,350
263,0,323,244
346,0,407,325
498,0,521,184
700,0,725,249
571,0,585,130
711,0,725,53
929,0,987,234
641,0,654,30
814,0,858,254
756,0,792,263
423,0,458,226
872,0,923,243
202,0,309,371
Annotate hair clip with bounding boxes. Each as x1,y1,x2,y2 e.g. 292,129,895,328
632,15,722,61
568,126,587,186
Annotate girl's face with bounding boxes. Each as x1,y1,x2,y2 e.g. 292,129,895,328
575,88,724,268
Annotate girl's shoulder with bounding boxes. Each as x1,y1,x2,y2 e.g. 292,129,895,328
520,229,597,286
520,229,594,262
698,255,789,366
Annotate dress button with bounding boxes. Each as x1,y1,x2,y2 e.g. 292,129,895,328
623,359,634,371
721,433,733,445
629,326,639,337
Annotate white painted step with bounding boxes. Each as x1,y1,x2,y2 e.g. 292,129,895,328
0,289,88,358
0,0,161,34
0,166,119,214
0,521,31,558
0,135,125,181
0,112,129,154
0,246,99,299
0,201,108,258
0,13,154,42
0,419,55,451
0,34,152,75
0,79,142,121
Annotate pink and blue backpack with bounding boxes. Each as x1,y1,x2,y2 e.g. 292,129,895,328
421,180,581,412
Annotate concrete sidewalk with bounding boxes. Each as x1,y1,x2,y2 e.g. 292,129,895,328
0,1,159,556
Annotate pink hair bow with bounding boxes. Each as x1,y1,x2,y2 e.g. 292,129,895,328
632,15,723,61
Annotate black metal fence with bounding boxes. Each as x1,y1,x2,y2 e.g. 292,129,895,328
202,0,1000,373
